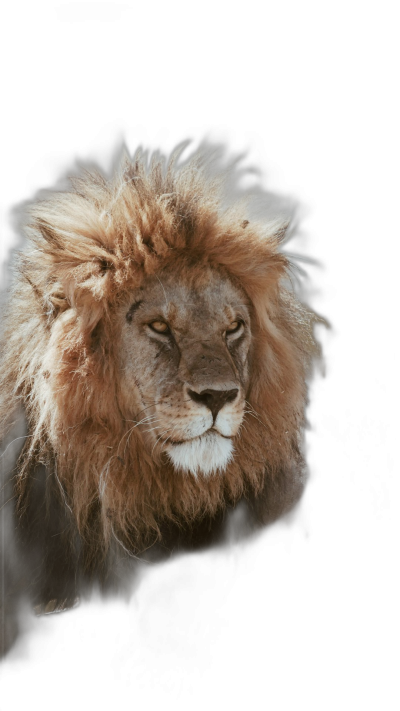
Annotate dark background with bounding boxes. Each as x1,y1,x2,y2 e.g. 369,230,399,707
0,3,398,706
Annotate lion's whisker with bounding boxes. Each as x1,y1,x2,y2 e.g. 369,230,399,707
132,413,158,423
122,417,163,456
244,401,263,418
151,431,170,456
160,423,180,448
243,401,269,431
151,426,177,457
123,414,158,425
131,401,158,419
244,411,269,432
117,417,161,456
142,424,164,434
162,430,175,446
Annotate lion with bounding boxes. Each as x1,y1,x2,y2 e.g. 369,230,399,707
0,144,319,654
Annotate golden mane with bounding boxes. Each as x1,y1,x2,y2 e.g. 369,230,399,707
0,145,319,565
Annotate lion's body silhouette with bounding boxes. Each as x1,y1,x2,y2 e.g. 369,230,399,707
0,145,319,655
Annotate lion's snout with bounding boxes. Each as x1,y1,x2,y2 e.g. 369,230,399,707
187,387,239,422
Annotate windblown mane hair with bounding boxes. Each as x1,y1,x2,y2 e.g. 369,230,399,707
0,145,319,571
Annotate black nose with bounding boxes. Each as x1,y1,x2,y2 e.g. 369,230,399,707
187,388,239,421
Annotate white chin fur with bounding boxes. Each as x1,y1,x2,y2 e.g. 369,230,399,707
166,432,234,477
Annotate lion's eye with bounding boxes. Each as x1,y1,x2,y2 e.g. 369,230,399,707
225,320,243,335
148,320,170,334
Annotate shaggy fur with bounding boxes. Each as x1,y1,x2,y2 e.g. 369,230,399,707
0,144,319,651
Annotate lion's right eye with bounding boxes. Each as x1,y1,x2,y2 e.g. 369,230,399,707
148,321,170,334
225,320,244,336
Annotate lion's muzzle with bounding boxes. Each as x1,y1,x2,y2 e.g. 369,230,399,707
187,387,239,422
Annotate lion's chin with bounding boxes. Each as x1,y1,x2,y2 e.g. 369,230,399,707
165,431,234,477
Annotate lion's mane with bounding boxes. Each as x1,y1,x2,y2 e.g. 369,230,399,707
0,145,318,567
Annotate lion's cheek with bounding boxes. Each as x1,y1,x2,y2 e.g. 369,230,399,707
117,340,163,414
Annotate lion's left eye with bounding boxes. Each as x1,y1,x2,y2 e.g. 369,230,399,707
149,320,170,334
225,320,243,335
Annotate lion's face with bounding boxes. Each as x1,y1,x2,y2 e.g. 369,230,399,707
117,265,252,476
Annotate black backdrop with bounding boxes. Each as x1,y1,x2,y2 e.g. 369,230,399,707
0,3,398,706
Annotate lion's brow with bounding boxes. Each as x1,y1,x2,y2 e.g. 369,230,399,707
127,300,144,318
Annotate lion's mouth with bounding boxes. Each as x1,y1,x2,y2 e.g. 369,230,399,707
169,428,233,446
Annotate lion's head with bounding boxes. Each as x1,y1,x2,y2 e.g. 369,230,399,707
0,145,319,561
117,265,252,476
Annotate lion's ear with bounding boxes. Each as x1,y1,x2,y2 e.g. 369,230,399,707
35,218,66,253
18,263,69,322
47,292,69,319
43,278,69,315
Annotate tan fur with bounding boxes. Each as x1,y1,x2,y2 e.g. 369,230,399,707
0,145,319,561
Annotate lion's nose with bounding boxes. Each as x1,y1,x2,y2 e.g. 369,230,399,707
187,387,239,421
